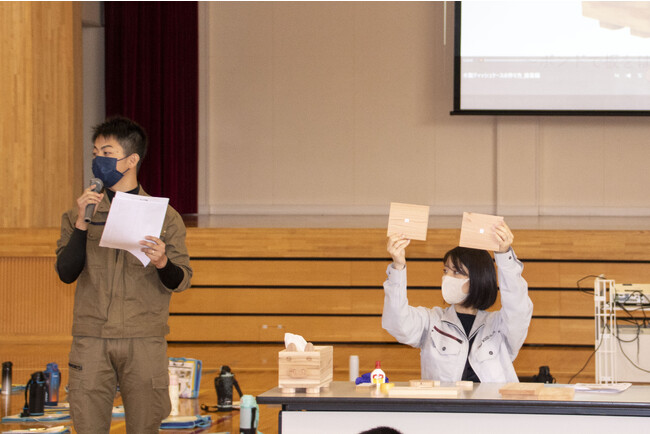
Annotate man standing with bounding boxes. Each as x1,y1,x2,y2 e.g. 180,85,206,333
55,117,192,433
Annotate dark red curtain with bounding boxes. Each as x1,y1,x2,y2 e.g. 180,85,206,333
104,2,198,214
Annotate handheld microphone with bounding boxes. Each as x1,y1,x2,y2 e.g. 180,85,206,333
83,178,104,223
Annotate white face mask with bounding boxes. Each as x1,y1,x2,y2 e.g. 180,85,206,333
441,275,469,305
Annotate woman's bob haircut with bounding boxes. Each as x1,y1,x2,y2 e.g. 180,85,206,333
443,247,498,310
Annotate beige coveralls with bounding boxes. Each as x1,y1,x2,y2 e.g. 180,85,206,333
56,187,192,433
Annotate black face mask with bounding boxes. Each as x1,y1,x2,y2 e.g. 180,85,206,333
92,155,130,188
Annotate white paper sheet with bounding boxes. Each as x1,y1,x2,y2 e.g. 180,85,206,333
574,382,632,393
99,192,169,266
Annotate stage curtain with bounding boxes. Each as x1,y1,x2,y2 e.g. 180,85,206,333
104,2,198,214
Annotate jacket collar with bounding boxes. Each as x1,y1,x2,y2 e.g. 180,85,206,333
441,306,489,338
97,185,147,214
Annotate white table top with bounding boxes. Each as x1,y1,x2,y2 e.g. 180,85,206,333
257,381,650,416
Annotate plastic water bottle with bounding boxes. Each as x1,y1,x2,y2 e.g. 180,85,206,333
44,363,60,405
239,394,259,434
169,373,180,416
349,355,359,382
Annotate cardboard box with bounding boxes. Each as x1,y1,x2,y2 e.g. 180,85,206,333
278,346,333,393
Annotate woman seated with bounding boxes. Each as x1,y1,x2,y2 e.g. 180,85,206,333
382,221,533,382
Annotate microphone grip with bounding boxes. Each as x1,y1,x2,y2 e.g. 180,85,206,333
83,204,96,223
83,178,103,223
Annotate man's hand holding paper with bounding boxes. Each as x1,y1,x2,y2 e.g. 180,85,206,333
99,191,170,266
139,235,168,269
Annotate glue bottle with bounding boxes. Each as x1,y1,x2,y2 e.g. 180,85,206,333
371,361,386,391
169,372,180,416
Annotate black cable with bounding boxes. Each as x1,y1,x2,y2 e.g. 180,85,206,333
616,317,643,342
616,334,650,374
613,301,650,374
200,404,219,412
575,276,650,381
576,274,604,295
641,292,650,304
616,301,647,364
616,302,643,334
567,333,604,384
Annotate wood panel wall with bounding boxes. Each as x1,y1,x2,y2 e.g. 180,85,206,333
177,228,650,383
0,2,82,228
0,257,74,342
3,226,649,385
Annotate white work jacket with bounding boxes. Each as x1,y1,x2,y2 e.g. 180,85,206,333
381,249,533,383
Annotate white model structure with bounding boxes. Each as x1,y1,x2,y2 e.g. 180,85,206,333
594,278,617,384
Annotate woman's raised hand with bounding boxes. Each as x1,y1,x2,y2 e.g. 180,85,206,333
494,221,514,253
387,234,410,270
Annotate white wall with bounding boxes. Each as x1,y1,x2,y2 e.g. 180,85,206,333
198,1,650,217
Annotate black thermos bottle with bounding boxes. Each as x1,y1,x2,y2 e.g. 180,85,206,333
215,365,242,411
21,371,46,417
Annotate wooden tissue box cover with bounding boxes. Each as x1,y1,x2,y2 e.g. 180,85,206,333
278,346,333,389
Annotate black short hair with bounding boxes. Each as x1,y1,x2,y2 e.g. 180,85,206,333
359,428,403,434
92,116,148,170
443,247,498,310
